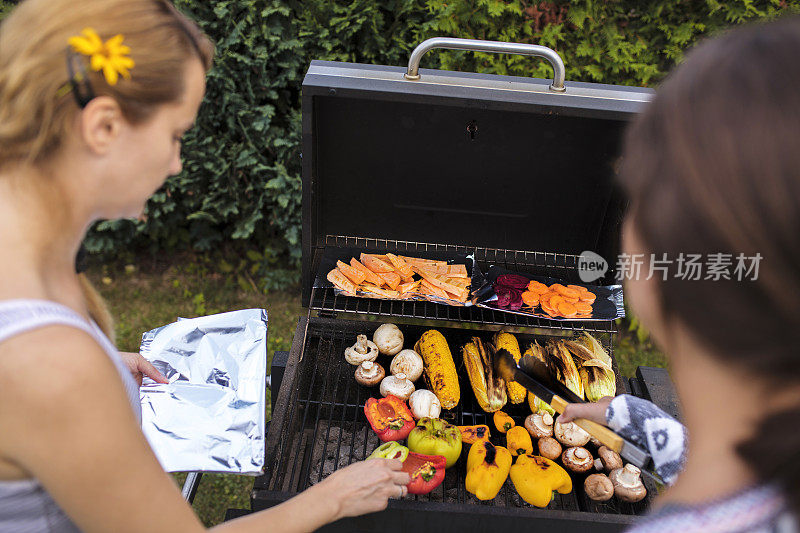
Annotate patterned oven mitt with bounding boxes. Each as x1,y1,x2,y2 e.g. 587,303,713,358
606,394,688,485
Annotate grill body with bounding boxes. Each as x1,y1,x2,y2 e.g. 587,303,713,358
252,57,668,530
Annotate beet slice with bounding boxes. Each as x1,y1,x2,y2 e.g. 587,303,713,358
495,287,513,308
496,274,529,290
508,291,523,310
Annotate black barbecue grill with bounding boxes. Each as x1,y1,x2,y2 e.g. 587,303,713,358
247,39,675,532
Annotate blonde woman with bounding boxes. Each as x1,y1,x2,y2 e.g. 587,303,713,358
0,1,408,532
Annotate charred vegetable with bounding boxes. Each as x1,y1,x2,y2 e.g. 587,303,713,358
462,337,507,413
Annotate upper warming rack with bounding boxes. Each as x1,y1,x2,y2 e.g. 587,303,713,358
308,235,616,335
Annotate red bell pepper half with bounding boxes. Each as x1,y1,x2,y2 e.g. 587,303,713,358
402,452,446,495
364,395,415,442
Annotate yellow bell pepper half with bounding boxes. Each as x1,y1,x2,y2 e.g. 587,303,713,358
506,425,533,456
510,454,572,508
465,440,512,501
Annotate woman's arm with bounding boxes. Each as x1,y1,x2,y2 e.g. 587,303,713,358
0,326,407,533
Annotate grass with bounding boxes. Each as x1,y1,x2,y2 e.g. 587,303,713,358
89,254,666,527
88,254,301,527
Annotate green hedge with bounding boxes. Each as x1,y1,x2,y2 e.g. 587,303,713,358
2,0,797,289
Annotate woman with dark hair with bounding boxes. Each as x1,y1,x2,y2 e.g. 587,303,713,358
561,16,800,532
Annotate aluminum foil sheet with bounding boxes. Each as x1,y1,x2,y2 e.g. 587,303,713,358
139,309,268,474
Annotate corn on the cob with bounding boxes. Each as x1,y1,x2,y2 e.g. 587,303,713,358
576,333,612,366
462,337,507,412
415,330,460,410
493,332,526,404
523,343,555,415
546,341,585,400
581,358,616,402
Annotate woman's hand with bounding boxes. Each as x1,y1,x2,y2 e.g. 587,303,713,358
559,396,614,425
118,351,168,386
314,458,410,521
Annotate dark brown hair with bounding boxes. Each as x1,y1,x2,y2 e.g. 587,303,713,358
618,16,800,512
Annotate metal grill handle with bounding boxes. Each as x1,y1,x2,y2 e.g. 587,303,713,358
404,37,567,92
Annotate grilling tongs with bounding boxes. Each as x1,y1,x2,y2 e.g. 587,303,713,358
494,348,663,484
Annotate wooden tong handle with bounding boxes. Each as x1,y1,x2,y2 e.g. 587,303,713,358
550,395,623,453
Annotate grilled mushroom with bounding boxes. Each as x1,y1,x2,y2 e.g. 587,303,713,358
584,473,614,502
597,446,623,472
562,446,594,473
345,335,379,365
408,389,441,419
537,437,562,461
524,411,554,439
373,323,404,356
553,418,591,447
609,465,647,503
390,349,424,382
354,361,385,387
379,372,415,400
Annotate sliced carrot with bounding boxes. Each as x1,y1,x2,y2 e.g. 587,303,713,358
336,260,366,285
360,283,399,299
378,271,401,290
575,302,593,314
549,284,566,292
579,291,596,303
522,291,539,307
398,280,421,294
350,258,385,286
446,264,469,278
360,253,394,273
327,268,356,294
557,302,578,317
562,296,580,304
385,253,414,278
556,286,580,299
420,280,449,299
413,266,469,301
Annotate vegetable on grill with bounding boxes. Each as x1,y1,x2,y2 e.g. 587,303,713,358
407,417,462,468
457,424,491,444
367,441,409,462
493,411,515,434
506,425,533,456
545,340,585,400
493,332,526,404
402,452,447,495
414,330,460,410
465,440,512,501
524,342,555,415
462,337,507,413
363,395,415,442
510,454,573,508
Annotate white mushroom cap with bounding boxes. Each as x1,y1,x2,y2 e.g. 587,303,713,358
553,417,591,447
354,361,385,386
379,373,415,400
524,411,554,439
609,464,647,503
562,446,593,473
390,349,424,382
345,335,379,365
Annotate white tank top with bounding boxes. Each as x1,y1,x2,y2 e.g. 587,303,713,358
0,300,141,532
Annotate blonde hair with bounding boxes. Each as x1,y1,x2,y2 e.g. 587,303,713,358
0,0,214,170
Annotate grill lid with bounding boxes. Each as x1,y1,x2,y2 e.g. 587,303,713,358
301,39,654,305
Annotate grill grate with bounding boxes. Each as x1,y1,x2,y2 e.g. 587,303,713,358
260,318,650,518
310,235,616,334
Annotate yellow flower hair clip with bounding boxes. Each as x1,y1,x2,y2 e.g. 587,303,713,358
68,27,134,86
